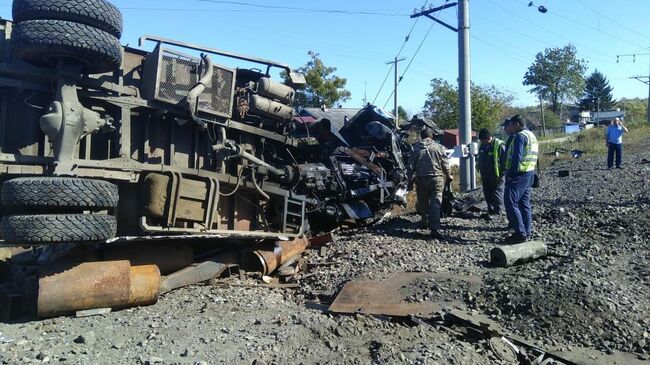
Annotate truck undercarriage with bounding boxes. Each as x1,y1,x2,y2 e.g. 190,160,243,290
0,0,408,319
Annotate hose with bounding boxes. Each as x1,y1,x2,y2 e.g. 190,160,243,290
251,172,270,201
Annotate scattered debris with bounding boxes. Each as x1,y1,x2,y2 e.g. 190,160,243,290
490,241,549,267
241,237,309,275
329,273,442,317
328,272,480,317
546,148,584,159
412,310,582,365
0,333,12,343
160,250,237,294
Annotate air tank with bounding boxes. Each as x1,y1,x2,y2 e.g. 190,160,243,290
249,94,294,121
257,77,295,104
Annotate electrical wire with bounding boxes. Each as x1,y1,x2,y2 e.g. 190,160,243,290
486,0,633,64
372,0,430,104
383,19,438,109
194,0,407,17
574,0,650,43
509,0,647,50
472,14,614,64
469,34,532,65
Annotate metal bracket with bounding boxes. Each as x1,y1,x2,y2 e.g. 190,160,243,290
40,64,113,175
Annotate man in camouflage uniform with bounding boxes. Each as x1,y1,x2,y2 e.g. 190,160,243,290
407,128,453,239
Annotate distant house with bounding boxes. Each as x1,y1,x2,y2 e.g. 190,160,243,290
298,107,362,130
524,111,543,131
441,129,477,149
591,110,625,125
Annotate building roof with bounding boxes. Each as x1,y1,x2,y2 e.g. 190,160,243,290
300,107,362,130
442,129,477,136
592,110,625,119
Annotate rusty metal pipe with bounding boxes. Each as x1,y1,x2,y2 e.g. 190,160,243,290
127,265,160,307
242,237,308,275
37,261,162,318
37,261,131,318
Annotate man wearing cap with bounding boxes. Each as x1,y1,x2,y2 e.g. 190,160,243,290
605,117,628,169
477,128,506,218
407,128,453,239
502,115,539,244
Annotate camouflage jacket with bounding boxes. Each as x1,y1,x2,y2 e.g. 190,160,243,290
407,138,451,181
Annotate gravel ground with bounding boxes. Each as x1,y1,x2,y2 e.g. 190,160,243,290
1,136,650,364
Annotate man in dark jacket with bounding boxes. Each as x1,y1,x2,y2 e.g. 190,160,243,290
407,128,453,239
502,115,539,244
477,128,506,218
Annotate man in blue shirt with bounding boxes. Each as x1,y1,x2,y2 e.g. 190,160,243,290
605,118,628,169
502,115,538,244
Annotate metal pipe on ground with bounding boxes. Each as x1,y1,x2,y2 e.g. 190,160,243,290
490,241,548,267
37,261,161,318
241,237,309,275
127,265,161,307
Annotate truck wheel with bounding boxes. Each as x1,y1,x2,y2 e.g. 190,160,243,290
0,214,117,244
12,0,123,38
11,19,122,74
2,177,119,212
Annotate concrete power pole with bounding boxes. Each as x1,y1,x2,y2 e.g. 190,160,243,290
386,57,406,126
458,0,474,192
411,1,475,192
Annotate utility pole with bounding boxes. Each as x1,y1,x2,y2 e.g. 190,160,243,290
597,97,600,125
539,96,546,137
458,0,473,191
412,1,476,192
617,50,650,124
386,57,406,126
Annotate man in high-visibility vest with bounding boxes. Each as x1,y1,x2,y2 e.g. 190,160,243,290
502,115,538,244
477,128,506,219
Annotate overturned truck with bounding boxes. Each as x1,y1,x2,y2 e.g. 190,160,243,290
0,0,407,319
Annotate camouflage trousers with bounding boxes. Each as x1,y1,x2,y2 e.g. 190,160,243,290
415,175,445,231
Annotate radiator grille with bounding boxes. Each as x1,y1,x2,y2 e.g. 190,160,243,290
155,49,234,119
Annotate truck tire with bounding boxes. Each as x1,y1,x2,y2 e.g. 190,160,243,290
11,19,122,74
12,0,123,38
0,214,117,244
2,177,119,212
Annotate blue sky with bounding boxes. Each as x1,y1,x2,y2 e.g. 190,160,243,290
1,0,648,116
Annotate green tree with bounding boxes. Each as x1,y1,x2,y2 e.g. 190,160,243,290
617,97,648,125
422,78,513,132
579,70,616,111
287,51,351,108
397,106,409,124
523,44,587,114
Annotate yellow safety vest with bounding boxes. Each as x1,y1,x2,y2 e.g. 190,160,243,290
505,130,538,173
491,138,504,178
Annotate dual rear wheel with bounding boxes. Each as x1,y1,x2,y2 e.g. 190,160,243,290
10,0,123,74
1,177,118,244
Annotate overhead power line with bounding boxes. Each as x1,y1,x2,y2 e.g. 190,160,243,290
0,2,409,16
485,0,634,64
383,20,438,108
194,0,407,16
372,0,430,105
574,0,650,42
510,0,647,49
